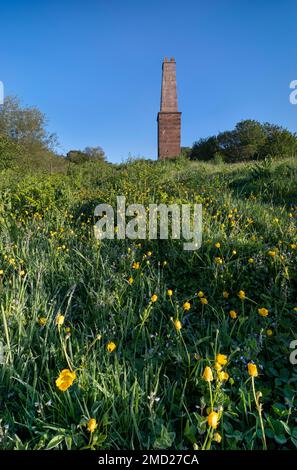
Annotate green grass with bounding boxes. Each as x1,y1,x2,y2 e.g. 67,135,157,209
0,156,296,450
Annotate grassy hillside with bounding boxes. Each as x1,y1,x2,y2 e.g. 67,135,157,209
0,157,296,450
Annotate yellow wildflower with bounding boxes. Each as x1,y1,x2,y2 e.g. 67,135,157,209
266,329,273,336
229,310,237,319
38,317,47,326
55,314,65,326
87,418,97,433
174,319,182,331
216,354,228,366
183,301,191,311
107,341,116,353
197,291,204,298
200,297,208,305
218,371,229,382
55,369,76,392
258,307,269,317
151,294,158,303
202,366,213,382
167,289,173,297
207,411,219,429
213,432,222,443
238,290,246,300
248,363,258,377
223,291,229,299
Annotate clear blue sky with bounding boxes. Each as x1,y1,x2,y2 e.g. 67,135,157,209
1,0,296,162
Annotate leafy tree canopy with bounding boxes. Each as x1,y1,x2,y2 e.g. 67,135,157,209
190,120,297,162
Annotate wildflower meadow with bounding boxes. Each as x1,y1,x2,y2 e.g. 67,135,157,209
0,156,296,450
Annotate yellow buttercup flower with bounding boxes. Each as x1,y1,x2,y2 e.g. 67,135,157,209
38,317,47,326
107,341,116,353
55,314,65,326
207,411,219,429
232,250,237,255
151,294,158,303
223,291,229,299
132,261,140,270
174,319,182,331
183,301,191,311
55,369,76,392
238,290,246,300
266,329,273,336
215,242,221,248
167,289,173,297
202,366,213,382
229,310,237,319
200,297,208,305
215,257,223,265
87,418,97,433
248,258,254,264
248,363,258,377
218,371,229,382
213,432,222,443
268,250,276,258
197,291,204,298
216,354,228,366
128,276,134,285
214,362,222,372
293,307,297,312
258,307,269,317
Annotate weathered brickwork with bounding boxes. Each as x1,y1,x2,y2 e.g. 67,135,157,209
157,57,181,159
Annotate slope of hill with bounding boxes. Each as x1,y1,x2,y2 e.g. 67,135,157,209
0,157,296,450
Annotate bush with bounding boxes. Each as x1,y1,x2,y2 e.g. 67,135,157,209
190,120,297,163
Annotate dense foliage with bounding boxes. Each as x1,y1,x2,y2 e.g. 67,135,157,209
0,156,296,450
190,120,297,163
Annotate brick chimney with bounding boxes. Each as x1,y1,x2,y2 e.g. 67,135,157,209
157,57,181,159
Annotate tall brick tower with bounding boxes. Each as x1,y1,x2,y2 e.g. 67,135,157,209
157,57,181,159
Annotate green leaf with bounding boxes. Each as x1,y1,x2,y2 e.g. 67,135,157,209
46,435,65,450
274,434,287,445
184,419,197,444
153,425,175,449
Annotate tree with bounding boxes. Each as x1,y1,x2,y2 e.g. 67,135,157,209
217,120,266,162
66,147,106,165
260,123,297,159
84,146,106,162
0,135,21,170
0,96,57,150
190,136,219,161
190,120,297,163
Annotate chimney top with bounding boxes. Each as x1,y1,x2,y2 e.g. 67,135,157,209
170,57,175,62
